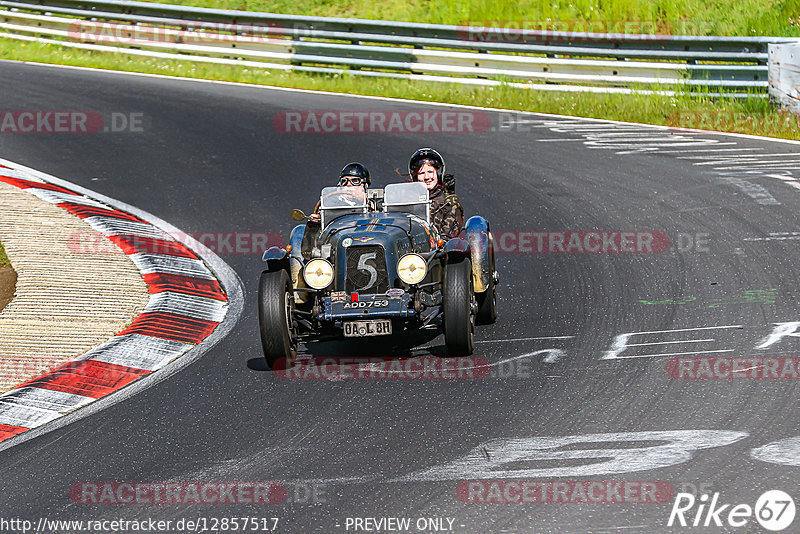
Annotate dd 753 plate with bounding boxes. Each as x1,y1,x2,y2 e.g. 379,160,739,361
343,320,392,337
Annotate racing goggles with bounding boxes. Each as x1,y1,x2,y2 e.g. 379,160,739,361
338,176,366,186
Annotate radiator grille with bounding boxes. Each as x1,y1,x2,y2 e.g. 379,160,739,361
345,245,388,294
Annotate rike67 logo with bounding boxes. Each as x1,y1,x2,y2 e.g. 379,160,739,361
668,490,796,531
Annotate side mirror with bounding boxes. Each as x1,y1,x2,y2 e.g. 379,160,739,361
290,209,307,221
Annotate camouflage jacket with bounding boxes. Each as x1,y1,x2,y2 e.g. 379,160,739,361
429,185,464,240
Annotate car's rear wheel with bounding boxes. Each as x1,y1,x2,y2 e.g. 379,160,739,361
258,269,297,370
443,257,475,356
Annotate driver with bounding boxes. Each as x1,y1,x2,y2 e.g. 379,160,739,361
309,162,371,223
408,148,464,240
338,162,371,189
303,163,370,257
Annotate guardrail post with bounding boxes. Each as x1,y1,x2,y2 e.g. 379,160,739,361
769,43,800,114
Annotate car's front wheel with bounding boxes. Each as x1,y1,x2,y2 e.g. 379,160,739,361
258,269,297,370
443,257,475,356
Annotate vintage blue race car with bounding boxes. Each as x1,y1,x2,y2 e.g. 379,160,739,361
258,182,498,369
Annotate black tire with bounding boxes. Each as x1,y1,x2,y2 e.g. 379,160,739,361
476,235,498,324
443,257,475,356
258,269,297,370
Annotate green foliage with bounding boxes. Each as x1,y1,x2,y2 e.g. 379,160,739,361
134,0,800,36
0,241,9,267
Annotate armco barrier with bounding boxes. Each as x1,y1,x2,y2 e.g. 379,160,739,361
769,43,800,112
1,0,798,96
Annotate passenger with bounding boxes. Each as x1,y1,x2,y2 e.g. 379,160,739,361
408,148,464,240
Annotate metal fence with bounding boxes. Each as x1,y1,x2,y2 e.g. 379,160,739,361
769,43,800,111
1,0,797,96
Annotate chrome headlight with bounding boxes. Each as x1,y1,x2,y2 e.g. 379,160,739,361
397,253,427,285
303,259,334,289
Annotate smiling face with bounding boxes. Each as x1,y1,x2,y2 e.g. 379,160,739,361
415,162,438,190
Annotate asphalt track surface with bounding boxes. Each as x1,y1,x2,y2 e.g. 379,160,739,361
2,60,800,533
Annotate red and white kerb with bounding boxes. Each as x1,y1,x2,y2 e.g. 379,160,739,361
0,164,229,443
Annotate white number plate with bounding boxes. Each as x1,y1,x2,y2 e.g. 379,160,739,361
343,320,392,337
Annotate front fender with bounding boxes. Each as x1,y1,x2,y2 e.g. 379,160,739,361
464,216,493,293
288,224,309,304
443,237,469,264
262,246,290,272
289,224,306,256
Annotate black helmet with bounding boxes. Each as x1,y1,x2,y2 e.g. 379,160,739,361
408,148,445,184
338,162,370,187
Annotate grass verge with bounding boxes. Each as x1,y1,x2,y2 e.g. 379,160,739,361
136,0,800,37
0,240,9,267
1,36,798,141
0,240,15,313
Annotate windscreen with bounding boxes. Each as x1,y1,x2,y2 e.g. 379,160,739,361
320,186,367,209
319,186,368,227
383,182,429,221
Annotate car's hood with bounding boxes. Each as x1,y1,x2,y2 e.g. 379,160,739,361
319,213,436,293
319,213,434,254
